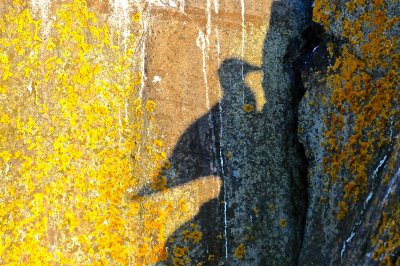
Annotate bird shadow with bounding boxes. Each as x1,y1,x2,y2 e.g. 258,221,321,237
138,1,316,264
139,58,264,265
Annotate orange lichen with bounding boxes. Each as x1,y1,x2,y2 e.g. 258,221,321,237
312,0,332,28
150,175,168,191
371,202,400,265
279,219,287,228
368,138,400,265
234,243,245,259
316,0,399,220
183,229,203,244
337,201,349,220
173,246,189,258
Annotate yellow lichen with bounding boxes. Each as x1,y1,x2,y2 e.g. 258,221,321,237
242,104,254,113
0,0,169,264
132,12,141,23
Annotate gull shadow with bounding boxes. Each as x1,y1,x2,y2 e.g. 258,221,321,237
157,59,261,190
148,0,313,264
142,58,262,264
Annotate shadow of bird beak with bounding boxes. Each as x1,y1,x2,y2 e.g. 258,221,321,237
246,64,262,72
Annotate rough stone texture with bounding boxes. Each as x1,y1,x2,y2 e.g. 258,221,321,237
1,0,398,265
143,0,272,152
298,0,399,264
142,0,312,265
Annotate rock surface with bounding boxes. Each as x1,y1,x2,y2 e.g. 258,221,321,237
298,0,399,264
0,0,398,265
143,0,312,265
146,0,400,264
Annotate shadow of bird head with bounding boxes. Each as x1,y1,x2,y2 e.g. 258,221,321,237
218,58,262,96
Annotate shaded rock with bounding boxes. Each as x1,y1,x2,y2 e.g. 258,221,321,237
145,0,313,265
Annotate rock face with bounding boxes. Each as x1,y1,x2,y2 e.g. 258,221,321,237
0,0,398,265
146,0,399,264
143,0,312,265
298,0,399,264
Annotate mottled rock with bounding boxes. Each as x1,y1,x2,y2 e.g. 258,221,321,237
298,0,399,264
1,0,397,265
143,0,312,265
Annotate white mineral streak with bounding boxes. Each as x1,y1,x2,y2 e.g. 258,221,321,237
340,232,356,259
373,155,388,177
205,0,212,110
241,0,245,59
383,167,399,204
30,0,52,42
131,0,150,98
203,1,217,221
364,168,399,260
241,0,246,102
109,0,133,152
139,13,148,98
109,0,132,49
179,0,185,12
215,29,221,65
28,82,33,93
30,0,50,20
341,154,389,261
214,0,219,14
152,76,162,83
118,107,122,149
125,100,129,122
146,0,185,12
5,163,9,175
213,0,228,259
196,30,210,110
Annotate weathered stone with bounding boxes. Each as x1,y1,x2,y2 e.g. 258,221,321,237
142,0,312,265
1,0,398,265
298,0,399,264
